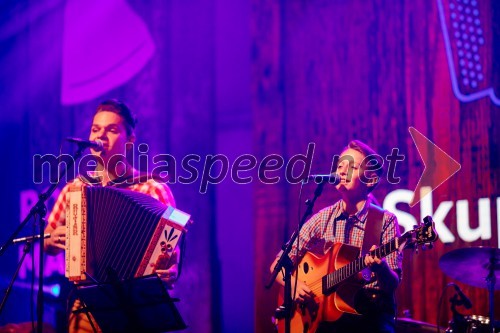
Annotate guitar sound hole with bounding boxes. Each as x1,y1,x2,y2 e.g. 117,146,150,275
303,262,309,274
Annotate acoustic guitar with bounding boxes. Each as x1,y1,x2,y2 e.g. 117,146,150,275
275,216,438,333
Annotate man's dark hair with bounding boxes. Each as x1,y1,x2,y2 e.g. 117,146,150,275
95,99,137,136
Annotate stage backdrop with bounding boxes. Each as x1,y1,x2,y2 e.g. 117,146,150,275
0,0,499,333
252,0,500,332
0,1,254,332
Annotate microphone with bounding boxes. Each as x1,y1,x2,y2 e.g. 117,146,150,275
452,283,472,309
12,233,51,244
303,173,341,185
66,137,104,151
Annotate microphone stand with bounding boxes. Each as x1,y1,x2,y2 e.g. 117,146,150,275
0,144,87,332
486,251,496,333
266,180,327,333
0,239,33,316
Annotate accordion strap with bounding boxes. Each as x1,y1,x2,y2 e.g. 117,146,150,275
107,173,168,188
78,171,169,188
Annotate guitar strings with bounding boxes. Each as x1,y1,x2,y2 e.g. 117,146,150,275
298,249,384,296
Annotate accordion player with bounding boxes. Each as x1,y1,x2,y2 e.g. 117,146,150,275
64,185,190,283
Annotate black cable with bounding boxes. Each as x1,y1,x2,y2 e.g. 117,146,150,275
175,232,187,282
436,283,456,333
30,217,36,332
292,182,305,302
66,287,76,324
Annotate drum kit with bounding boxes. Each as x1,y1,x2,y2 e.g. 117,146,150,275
439,247,500,333
397,247,500,333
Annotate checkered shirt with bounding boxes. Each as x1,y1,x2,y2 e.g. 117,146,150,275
284,197,403,289
47,176,176,228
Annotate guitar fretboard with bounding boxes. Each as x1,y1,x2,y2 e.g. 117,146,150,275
322,236,401,294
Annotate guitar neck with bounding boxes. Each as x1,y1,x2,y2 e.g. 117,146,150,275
322,237,401,294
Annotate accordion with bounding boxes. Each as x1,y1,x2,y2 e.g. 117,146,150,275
64,185,190,283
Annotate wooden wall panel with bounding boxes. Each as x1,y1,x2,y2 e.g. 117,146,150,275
252,0,500,331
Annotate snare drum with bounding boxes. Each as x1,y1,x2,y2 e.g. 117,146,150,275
396,317,445,333
464,315,497,333
447,315,498,333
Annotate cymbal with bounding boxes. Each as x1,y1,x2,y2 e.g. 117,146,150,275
439,247,500,289
395,318,446,333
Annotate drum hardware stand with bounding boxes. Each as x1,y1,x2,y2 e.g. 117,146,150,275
0,144,87,333
266,179,328,333
447,292,468,333
74,274,186,332
486,252,496,333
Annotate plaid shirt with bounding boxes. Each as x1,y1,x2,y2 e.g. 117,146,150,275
285,197,403,289
48,176,176,228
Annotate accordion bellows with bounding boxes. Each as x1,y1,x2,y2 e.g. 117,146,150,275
65,185,189,283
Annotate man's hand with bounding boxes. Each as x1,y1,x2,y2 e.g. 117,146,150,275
293,279,314,303
156,249,180,287
364,245,388,272
270,258,315,303
156,264,178,287
45,225,66,253
364,244,400,292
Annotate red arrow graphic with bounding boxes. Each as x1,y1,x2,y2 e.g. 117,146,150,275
409,127,461,207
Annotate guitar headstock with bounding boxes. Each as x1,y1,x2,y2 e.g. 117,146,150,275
401,215,439,251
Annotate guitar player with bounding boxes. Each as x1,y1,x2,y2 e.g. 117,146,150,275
270,140,402,333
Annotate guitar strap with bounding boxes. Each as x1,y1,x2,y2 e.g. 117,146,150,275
361,203,385,256
359,203,385,283
359,203,397,314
